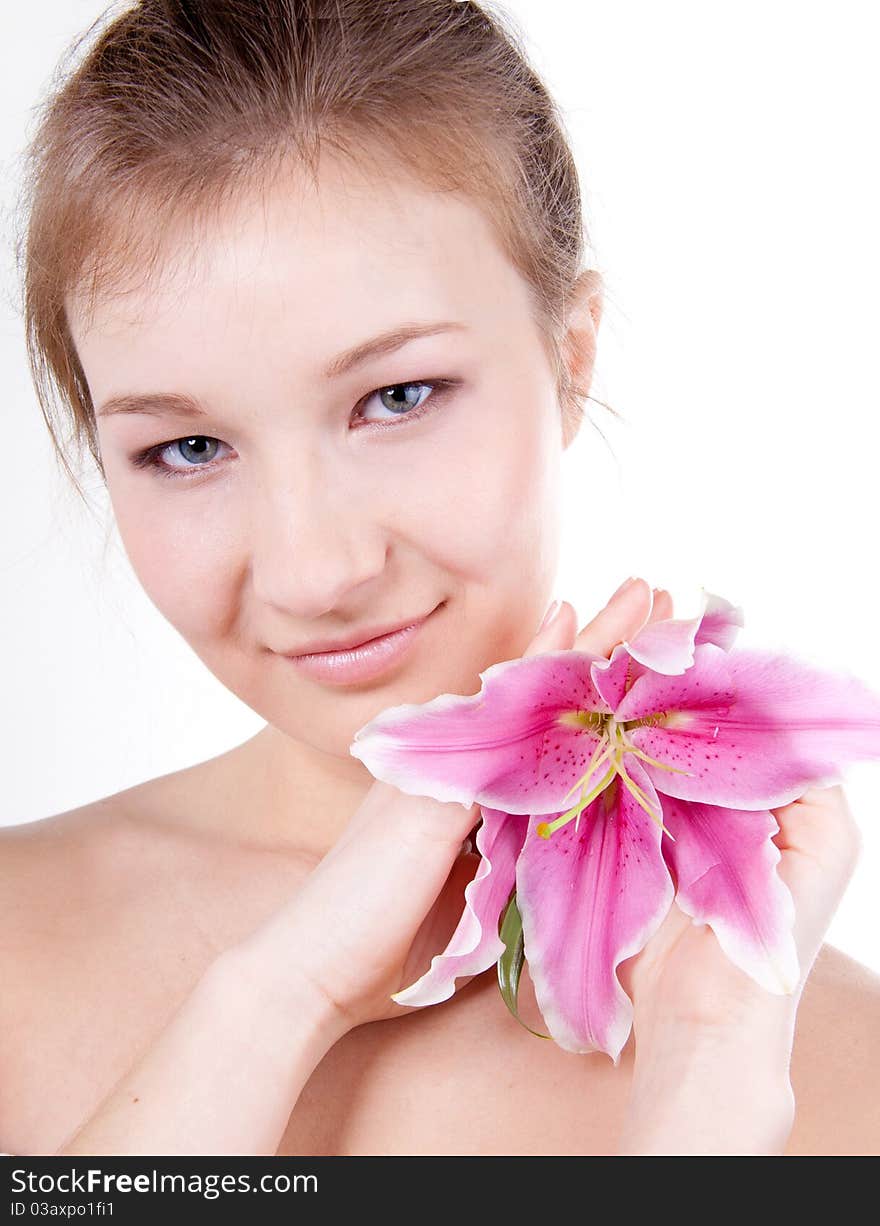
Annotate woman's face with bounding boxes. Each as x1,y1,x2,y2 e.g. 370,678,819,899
68,156,595,764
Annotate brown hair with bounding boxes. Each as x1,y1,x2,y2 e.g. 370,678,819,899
13,0,616,504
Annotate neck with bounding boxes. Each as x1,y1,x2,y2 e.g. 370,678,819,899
236,722,377,860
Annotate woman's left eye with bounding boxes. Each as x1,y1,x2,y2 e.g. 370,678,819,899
353,378,458,429
129,377,459,480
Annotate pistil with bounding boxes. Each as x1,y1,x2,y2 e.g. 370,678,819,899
536,712,693,842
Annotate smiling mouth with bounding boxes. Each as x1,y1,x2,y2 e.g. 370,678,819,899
295,617,427,658
279,602,444,685
283,603,443,658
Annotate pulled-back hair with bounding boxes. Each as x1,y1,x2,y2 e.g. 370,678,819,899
13,0,613,503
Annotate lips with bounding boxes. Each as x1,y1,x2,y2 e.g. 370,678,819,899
279,605,441,685
287,622,415,657
280,605,441,657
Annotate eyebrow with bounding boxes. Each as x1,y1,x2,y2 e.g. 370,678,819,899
95,320,469,419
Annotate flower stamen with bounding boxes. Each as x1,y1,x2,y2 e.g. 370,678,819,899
560,736,615,803
537,717,679,843
615,759,676,840
536,763,616,840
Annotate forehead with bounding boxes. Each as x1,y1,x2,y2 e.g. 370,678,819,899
67,155,533,373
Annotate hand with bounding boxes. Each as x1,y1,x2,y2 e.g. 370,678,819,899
230,593,607,1037
616,776,861,1154
546,579,864,1152
547,580,861,1031
607,594,861,1031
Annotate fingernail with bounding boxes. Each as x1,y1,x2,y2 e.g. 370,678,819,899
610,576,638,601
538,599,560,631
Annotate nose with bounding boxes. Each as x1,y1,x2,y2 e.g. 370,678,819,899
249,459,388,617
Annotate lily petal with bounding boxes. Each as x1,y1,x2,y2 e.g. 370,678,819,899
661,795,799,993
350,651,610,813
694,589,745,652
621,593,708,675
620,642,880,809
589,641,636,711
391,806,527,1006
516,759,675,1063
591,589,744,710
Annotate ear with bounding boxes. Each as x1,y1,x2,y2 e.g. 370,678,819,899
560,269,604,449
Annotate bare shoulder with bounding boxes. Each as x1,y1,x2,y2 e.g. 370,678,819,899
0,761,310,1003
0,746,262,921
786,942,880,1155
0,779,248,1154
0,767,305,1151
0,789,163,989
0,792,137,909
0,772,196,881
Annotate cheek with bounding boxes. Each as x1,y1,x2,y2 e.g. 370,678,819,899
399,394,562,581
110,484,239,641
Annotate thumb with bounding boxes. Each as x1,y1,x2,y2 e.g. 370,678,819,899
524,599,579,657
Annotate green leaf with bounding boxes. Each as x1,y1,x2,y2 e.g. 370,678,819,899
497,889,553,1040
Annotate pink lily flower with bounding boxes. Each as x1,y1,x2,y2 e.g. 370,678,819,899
349,591,880,1063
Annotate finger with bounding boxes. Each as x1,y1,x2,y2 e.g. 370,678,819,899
309,791,484,971
771,784,863,982
334,778,479,858
573,577,654,658
772,784,862,868
774,789,862,877
524,582,675,664
523,599,579,657
649,588,674,622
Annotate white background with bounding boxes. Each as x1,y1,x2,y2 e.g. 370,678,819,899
2,2,878,973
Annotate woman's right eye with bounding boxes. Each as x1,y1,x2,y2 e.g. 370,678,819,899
130,435,232,480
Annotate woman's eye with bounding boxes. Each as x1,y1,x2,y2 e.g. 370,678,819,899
131,434,232,475
130,377,458,479
357,380,436,424
130,435,231,479
168,436,223,466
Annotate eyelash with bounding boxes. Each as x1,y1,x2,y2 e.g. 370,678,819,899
128,377,461,481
